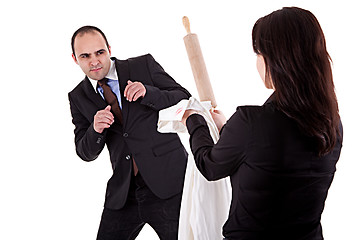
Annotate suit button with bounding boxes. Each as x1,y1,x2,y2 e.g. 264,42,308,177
123,133,128,138
125,155,131,160
96,137,102,144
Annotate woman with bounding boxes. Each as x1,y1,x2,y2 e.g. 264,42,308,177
182,7,343,240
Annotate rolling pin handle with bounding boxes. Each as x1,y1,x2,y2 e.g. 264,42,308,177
183,16,191,34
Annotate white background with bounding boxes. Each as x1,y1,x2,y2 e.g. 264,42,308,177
1,0,358,239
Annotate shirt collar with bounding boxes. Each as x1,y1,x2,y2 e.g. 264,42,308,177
89,59,118,91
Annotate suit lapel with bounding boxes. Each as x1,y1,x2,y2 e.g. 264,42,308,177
114,58,130,126
82,77,107,109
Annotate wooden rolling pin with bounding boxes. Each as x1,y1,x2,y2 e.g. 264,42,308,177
183,16,217,108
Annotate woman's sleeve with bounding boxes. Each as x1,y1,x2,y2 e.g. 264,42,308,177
186,108,252,181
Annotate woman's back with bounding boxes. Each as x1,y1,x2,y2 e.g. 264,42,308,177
221,100,343,239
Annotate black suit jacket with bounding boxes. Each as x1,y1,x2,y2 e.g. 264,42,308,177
69,54,190,209
186,94,343,239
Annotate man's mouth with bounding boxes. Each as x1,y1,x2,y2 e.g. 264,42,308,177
90,67,102,72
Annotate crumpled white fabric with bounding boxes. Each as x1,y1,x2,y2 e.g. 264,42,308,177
158,97,231,240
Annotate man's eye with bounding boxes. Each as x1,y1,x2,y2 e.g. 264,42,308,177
80,54,89,58
97,51,104,55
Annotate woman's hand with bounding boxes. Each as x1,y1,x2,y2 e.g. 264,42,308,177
181,108,227,132
210,109,227,132
181,109,198,126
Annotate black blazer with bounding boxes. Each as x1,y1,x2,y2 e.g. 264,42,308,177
186,95,343,240
69,54,190,209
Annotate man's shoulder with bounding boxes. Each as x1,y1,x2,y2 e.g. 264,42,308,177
113,53,154,65
69,77,87,96
128,53,152,61
114,54,156,75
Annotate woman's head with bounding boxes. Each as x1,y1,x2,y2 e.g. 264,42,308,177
252,7,331,92
252,7,340,156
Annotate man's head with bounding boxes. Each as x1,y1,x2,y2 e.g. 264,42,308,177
71,26,112,80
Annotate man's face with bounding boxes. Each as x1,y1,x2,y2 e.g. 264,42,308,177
72,31,111,80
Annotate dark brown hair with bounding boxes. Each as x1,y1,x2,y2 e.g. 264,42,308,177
71,25,110,59
252,7,340,156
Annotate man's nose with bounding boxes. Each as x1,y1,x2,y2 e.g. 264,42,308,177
90,56,100,66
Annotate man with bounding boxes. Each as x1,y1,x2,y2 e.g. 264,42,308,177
68,25,191,240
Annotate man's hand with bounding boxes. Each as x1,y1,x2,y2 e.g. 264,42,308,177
93,105,114,133
124,80,146,102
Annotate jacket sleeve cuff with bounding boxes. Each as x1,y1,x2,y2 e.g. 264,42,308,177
186,113,208,135
89,124,106,145
140,84,159,109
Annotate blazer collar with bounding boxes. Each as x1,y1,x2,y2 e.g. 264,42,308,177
112,57,129,93
82,76,107,109
264,91,276,105
113,57,130,125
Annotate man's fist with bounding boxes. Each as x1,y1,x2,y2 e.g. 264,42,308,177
124,80,146,102
93,105,114,133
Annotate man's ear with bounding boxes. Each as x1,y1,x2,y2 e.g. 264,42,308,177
72,53,78,64
108,46,112,56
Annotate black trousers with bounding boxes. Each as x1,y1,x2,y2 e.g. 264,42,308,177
96,173,182,240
